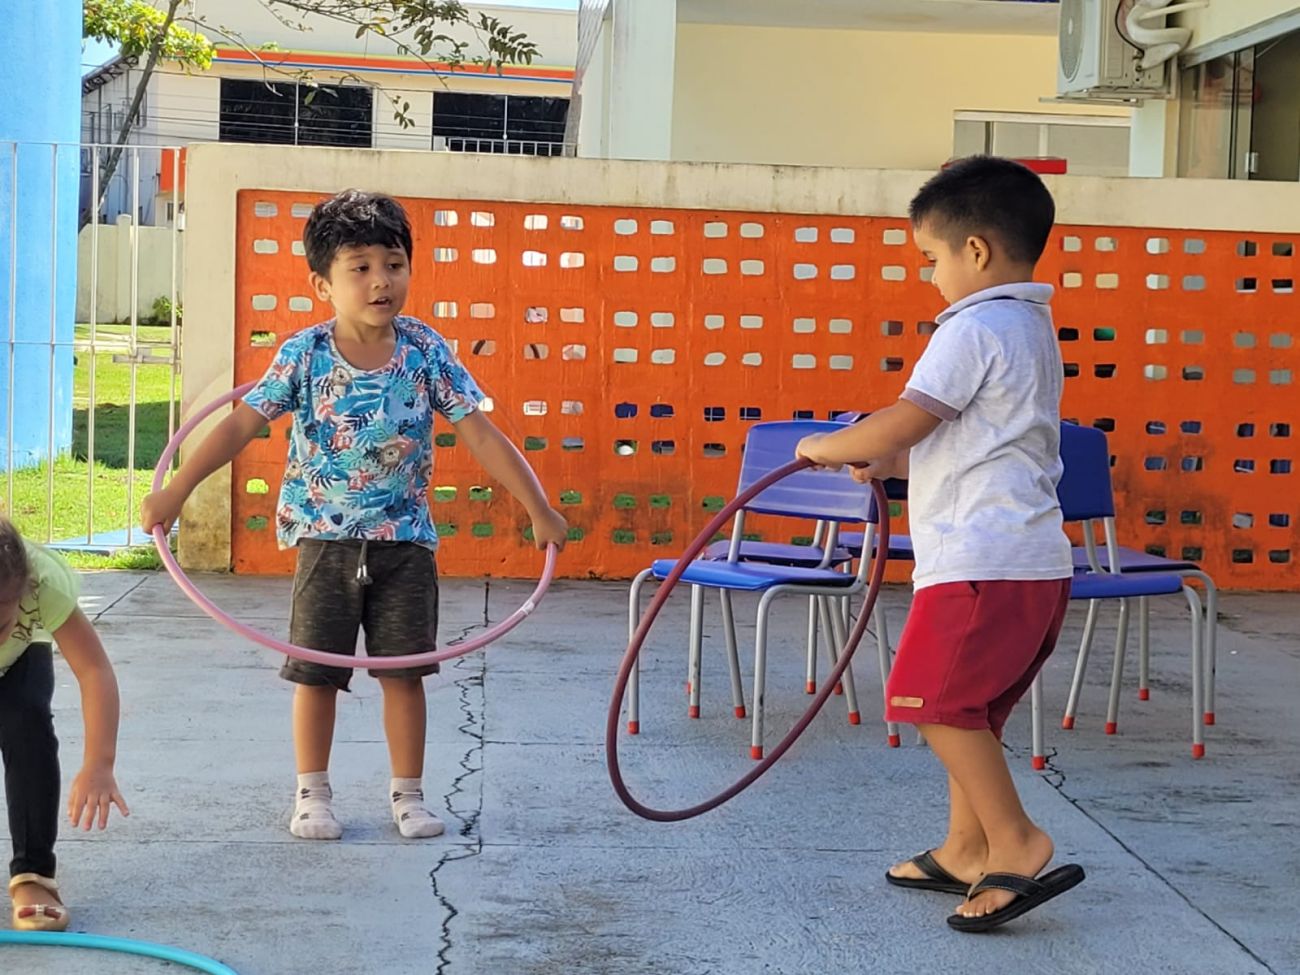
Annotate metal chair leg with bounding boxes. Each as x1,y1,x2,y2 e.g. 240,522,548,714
872,598,900,747
1138,596,1151,701
1031,674,1046,770
1104,598,1132,735
1202,577,1218,726
719,590,746,719
687,584,704,718
804,595,818,695
626,569,652,734
750,593,777,760
1186,586,1205,758
1063,599,1100,729
822,597,861,725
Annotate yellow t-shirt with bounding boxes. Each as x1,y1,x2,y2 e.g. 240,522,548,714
0,541,80,677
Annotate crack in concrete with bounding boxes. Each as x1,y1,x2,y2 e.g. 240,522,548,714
1038,746,1278,975
428,580,491,975
89,575,151,621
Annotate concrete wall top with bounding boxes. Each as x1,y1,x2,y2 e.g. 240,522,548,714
186,142,1300,232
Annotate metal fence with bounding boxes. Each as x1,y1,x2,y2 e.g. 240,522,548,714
1,140,183,554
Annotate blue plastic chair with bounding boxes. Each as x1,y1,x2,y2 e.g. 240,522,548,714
1067,506,1219,726
699,412,897,697
1030,423,1207,764
626,421,899,759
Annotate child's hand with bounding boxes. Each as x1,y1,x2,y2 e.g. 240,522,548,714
849,454,905,483
140,487,184,534
795,434,843,471
530,506,569,551
68,765,130,831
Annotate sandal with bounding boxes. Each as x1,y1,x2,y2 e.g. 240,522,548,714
947,864,1085,933
885,850,971,895
9,873,69,932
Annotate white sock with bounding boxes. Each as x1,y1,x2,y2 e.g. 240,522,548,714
391,777,444,839
290,771,343,840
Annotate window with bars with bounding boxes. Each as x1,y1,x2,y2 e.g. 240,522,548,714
219,79,373,148
431,93,570,155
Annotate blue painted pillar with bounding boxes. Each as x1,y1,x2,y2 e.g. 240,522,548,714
0,0,81,469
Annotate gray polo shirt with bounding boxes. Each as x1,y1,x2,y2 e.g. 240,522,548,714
900,282,1073,591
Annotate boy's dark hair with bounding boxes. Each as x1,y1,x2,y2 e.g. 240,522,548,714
0,518,29,605
908,156,1056,265
303,190,413,277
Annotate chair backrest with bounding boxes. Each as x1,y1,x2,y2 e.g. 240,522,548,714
736,421,874,523
1057,421,1116,523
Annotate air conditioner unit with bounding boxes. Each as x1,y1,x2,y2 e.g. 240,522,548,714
1057,0,1166,98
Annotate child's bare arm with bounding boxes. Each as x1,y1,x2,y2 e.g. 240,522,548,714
141,402,268,532
850,451,910,484
453,411,567,549
52,608,130,831
796,401,940,471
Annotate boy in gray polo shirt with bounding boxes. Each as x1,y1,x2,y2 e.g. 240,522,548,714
797,157,1082,932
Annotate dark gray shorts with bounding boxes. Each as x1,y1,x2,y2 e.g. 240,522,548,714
283,539,440,690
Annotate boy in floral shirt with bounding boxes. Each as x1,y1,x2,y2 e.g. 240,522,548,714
143,190,567,840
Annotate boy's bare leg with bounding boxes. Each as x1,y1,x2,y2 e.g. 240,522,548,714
380,676,426,778
917,724,1054,918
889,773,988,886
380,676,444,838
293,684,339,773
290,684,344,839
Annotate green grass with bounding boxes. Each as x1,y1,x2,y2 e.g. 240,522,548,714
3,324,178,570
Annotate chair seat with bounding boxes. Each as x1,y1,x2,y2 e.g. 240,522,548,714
1071,546,1200,573
1069,570,1184,600
702,540,852,567
838,532,915,561
651,558,858,592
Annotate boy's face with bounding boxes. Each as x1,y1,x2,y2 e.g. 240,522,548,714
913,219,990,306
311,243,411,331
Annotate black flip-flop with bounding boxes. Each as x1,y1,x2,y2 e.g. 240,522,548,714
885,851,971,895
947,864,1086,932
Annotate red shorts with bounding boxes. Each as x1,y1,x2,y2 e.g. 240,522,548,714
885,579,1071,736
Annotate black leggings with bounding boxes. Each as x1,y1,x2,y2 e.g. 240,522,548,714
0,643,59,879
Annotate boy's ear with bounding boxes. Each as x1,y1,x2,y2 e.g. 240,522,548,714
308,270,331,301
965,234,992,271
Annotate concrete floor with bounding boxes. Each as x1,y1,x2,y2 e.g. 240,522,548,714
1,571,1297,974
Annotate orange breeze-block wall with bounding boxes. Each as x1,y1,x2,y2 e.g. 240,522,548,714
230,190,1299,588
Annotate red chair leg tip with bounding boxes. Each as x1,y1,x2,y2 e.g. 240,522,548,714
887,734,901,748
1204,712,1216,726
834,684,844,696
1032,756,1047,771
805,681,816,695
1104,721,1118,735
1192,743,1206,759
1138,689,1150,701
750,746,764,760
847,712,861,726
1061,716,1075,730
734,706,746,719
688,705,700,719
627,721,639,735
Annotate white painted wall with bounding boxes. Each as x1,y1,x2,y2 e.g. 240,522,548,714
183,0,577,69
77,216,184,324
670,24,1124,170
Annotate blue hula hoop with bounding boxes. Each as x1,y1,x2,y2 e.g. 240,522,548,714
0,930,240,973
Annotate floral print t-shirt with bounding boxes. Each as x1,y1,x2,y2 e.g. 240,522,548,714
243,316,482,550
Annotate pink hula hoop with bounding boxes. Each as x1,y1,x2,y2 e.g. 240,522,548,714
150,382,558,668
